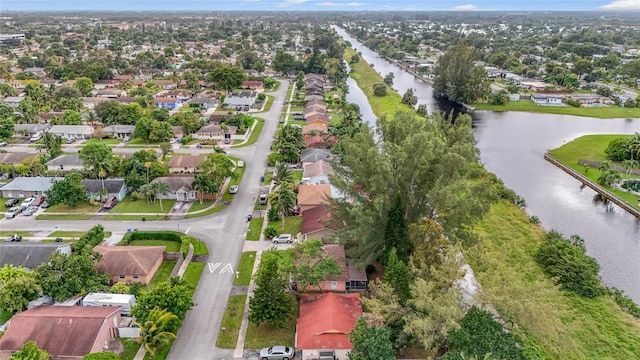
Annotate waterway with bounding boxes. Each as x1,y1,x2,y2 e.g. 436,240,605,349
335,26,640,303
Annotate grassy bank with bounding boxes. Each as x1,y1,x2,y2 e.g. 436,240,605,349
234,251,256,286
216,295,247,348
344,47,416,118
475,100,640,119
468,201,640,358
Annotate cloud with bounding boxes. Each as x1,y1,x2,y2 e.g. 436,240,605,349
240,0,260,3
277,0,310,7
600,0,640,10
316,1,365,6
451,4,478,10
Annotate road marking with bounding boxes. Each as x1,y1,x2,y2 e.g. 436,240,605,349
220,263,234,274
207,262,222,273
184,227,190,234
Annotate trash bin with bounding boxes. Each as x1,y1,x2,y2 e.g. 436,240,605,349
141,216,146,222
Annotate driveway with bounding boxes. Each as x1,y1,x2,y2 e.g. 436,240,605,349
0,80,290,360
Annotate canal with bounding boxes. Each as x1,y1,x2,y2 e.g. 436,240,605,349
335,26,640,303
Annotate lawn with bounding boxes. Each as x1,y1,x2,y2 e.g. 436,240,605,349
259,95,274,112
268,216,303,236
83,138,122,145
187,200,214,213
118,338,141,360
246,217,264,241
48,231,112,238
474,100,640,119
148,260,177,288
36,214,93,220
0,310,12,324
291,170,303,183
234,251,256,286
183,204,225,219
215,295,247,349
262,171,273,185
182,262,205,288
244,294,298,349
231,119,264,148
45,202,101,214
101,214,167,221
110,197,177,213
130,240,181,252
143,339,173,360
189,237,209,256
0,198,13,211
466,200,640,359
222,160,247,202
548,134,640,210
0,231,33,237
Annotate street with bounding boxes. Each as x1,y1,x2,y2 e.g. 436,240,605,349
0,80,290,360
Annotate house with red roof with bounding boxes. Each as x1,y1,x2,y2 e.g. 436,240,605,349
297,244,367,293
0,306,121,360
301,205,336,243
296,292,362,360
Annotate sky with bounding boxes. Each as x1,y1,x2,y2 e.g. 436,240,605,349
2,0,640,12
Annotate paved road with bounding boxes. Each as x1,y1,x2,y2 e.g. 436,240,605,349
0,80,290,360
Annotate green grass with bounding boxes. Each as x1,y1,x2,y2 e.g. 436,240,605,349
231,119,264,148
148,260,177,288
267,80,281,92
291,170,303,183
287,120,306,126
0,198,13,211
262,171,273,185
234,251,256,286
466,200,640,359
474,100,640,119
126,138,150,145
183,205,225,218
48,231,112,238
259,95,274,112
130,240,181,252
36,214,93,220
118,338,141,360
268,216,303,237
110,197,177,214
182,262,205,288
246,217,264,241
215,295,247,349
222,160,247,202
45,202,101,213
344,47,416,118
84,138,123,145
187,200,214,213
189,237,209,256
143,339,173,360
548,134,640,210
101,214,167,220
0,231,33,237
0,310,12,324
244,293,298,349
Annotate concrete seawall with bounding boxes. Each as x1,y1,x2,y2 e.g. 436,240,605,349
544,153,640,219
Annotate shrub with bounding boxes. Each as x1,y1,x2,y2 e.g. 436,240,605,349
179,236,191,256
566,98,582,107
120,231,182,245
264,225,277,239
267,152,280,167
72,225,105,254
604,137,630,162
84,352,120,360
267,207,280,222
535,230,604,298
608,287,640,318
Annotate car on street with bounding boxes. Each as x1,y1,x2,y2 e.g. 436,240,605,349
22,205,38,216
0,141,7,147
272,234,294,244
103,196,117,209
259,345,295,360
40,201,50,209
4,198,19,207
4,234,22,242
229,185,239,194
5,206,24,219
21,197,34,207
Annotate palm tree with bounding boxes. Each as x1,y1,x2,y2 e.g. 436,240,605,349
268,181,296,230
273,162,294,186
135,307,177,359
138,184,155,205
192,174,214,205
149,181,172,211
622,159,639,178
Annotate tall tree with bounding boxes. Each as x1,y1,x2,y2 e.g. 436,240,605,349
268,181,297,229
279,239,343,292
0,116,15,139
433,45,489,104
383,196,410,261
0,265,42,315
383,248,410,303
9,341,49,360
348,317,396,360
149,180,172,211
248,250,293,328
131,278,193,332
208,64,244,93
148,121,174,143
46,172,88,207
80,143,115,178
36,252,108,301
42,131,63,159
135,307,178,359
73,77,94,96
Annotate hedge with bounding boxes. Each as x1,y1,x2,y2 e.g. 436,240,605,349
119,231,183,245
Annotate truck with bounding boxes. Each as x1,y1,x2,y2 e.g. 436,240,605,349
82,293,136,315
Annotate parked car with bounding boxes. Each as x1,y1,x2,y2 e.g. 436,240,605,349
4,198,19,207
259,345,295,360
29,135,41,142
21,197,34,207
272,234,294,244
22,205,38,216
229,185,239,194
4,234,22,242
5,206,24,219
40,201,50,209
237,160,245,168
259,194,268,205
103,196,117,209
0,141,7,147
32,196,46,206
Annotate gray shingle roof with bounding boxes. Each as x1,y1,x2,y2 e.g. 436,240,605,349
0,242,70,269
81,178,126,194
0,177,61,192
45,154,84,167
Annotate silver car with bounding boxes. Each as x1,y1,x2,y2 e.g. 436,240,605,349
259,345,295,360
5,206,24,219
22,205,38,216
272,234,293,244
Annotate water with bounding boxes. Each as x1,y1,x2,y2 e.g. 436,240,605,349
335,26,640,303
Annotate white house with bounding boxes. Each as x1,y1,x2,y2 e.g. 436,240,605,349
530,94,563,106
49,125,94,139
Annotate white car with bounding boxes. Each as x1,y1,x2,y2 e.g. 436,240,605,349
272,234,294,244
21,197,34,207
229,185,239,194
237,160,245,168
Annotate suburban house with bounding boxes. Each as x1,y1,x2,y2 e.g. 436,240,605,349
301,205,336,243
241,80,264,91
223,96,254,111
96,89,125,98
297,184,332,212
93,79,119,89
302,122,329,136
45,154,84,172
164,90,193,101
530,94,563,106
94,245,166,285
300,148,333,164
49,125,95,139
305,113,330,126
13,124,50,139
304,134,336,149
3,96,25,107
301,244,367,292
208,114,233,124
0,177,61,198
195,124,237,140
115,96,138,105
0,306,122,360
0,242,72,270
188,97,219,110
565,93,615,106
296,292,362,360
154,97,183,110
304,94,325,102
151,176,197,202
82,97,110,109
152,80,178,90
172,126,184,139
0,152,38,167
37,112,64,123
103,125,135,139
82,178,127,201
304,105,326,117
167,155,205,174
302,160,334,185
305,99,328,109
